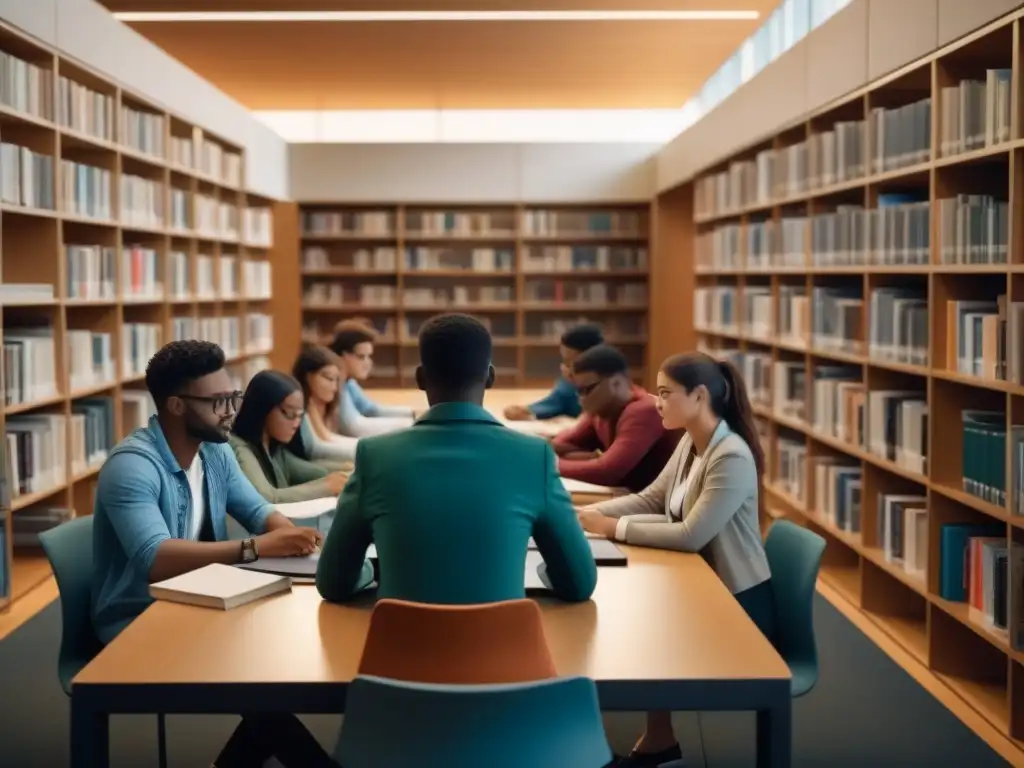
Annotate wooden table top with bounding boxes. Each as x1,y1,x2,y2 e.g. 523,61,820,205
75,546,790,688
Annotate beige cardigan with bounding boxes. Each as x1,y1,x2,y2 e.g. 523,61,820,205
594,419,770,595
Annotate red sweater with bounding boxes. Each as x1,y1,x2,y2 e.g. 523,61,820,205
553,386,682,493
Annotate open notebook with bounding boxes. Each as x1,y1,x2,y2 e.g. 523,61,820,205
150,563,292,609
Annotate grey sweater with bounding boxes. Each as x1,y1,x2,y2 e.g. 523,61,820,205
594,420,770,595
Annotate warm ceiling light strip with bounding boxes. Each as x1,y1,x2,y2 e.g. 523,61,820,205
113,10,760,22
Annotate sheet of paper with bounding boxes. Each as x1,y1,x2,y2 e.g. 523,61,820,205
500,419,567,438
561,477,620,495
274,497,337,519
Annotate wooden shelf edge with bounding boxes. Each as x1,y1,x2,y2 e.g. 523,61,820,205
815,579,1024,766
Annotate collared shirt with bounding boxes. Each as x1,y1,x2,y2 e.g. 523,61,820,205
91,415,274,644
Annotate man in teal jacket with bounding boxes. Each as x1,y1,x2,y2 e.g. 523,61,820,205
316,313,598,605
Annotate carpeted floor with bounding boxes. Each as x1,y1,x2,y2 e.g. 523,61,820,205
0,594,1011,767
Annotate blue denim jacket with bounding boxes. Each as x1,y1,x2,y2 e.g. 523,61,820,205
528,377,582,420
91,416,274,644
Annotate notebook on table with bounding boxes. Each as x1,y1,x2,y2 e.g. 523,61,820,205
150,563,291,610
238,553,320,577
527,536,627,565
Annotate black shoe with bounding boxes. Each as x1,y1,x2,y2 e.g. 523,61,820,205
608,743,683,767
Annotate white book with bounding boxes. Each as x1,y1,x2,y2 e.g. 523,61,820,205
149,563,291,610
274,496,338,519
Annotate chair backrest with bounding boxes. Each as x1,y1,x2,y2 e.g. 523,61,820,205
358,598,556,684
764,520,825,694
337,675,611,768
38,515,103,696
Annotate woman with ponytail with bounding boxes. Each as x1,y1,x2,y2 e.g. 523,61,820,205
577,352,774,768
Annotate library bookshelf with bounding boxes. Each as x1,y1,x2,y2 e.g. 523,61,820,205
683,9,1024,761
296,202,651,387
0,21,280,615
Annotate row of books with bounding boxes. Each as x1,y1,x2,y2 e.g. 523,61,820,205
944,296,1024,383
303,246,398,272
938,71,1013,157
404,287,514,308
1,143,55,210
693,98,934,218
520,245,647,273
67,330,114,391
195,194,240,241
695,194,995,271
300,209,648,238
3,329,58,407
405,247,515,273
0,49,242,187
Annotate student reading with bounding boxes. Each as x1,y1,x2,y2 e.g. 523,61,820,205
316,312,597,605
91,340,337,768
289,345,358,468
503,322,604,421
553,344,680,492
330,320,416,437
229,369,349,504
578,352,776,768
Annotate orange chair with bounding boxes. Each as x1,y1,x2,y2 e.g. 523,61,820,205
357,598,557,684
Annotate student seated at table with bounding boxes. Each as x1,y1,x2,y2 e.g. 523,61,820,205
329,320,416,437
229,369,350,504
288,345,358,469
91,340,337,768
316,312,597,605
552,344,680,493
577,352,776,768
503,322,603,421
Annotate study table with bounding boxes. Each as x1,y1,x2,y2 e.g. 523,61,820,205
71,546,793,767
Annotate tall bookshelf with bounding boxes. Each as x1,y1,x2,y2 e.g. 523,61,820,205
685,10,1024,761
297,202,651,386
0,21,277,613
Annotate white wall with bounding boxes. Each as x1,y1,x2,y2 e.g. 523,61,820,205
656,0,1024,191
289,143,658,202
0,0,289,200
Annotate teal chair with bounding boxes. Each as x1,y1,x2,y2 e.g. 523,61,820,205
764,519,825,697
336,674,612,768
661,520,825,767
38,516,169,768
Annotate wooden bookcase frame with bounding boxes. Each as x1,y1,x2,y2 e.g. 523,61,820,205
295,201,652,388
677,10,1024,762
0,21,280,613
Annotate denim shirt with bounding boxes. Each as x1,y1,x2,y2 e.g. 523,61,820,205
91,416,274,644
528,377,582,420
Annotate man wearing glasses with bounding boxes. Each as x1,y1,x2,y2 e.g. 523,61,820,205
92,340,320,646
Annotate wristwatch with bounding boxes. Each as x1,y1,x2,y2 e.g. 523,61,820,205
240,537,259,563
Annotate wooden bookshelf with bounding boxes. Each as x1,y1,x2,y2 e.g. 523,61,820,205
0,21,279,613
677,9,1024,763
297,202,651,387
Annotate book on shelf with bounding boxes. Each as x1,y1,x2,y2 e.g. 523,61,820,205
866,390,927,475
302,245,398,272
170,136,193,169
122,391,157,432
302,210,395,236
61,160,112,220
244,207,273,248
772,142,808,199
876,493,927,575
694,286,737,332
811,366,864,444
66,329,113,390
811,206,866,267
71,397,115,475
696,225,740,272
811,457,862,534
170,188,190,231
120,105,165,159
521,210,645,237
5,413,68,498
246,313,273,353
867,287,929,365
965,535,1008,633
775,437,807,502
243,260,272,300
870,97,931,173
946,297,1007,380
66,244,116,300
742,286,773,341
937,195,1008,265
523,244,647,273
808,119,866,188
122,323,162,379
3,327,57,406
772,362,805,421
404,285,514,308
122,245,163,300
777,286,809,348
810,286,862,352
196,194,218,238
407,211,514,237
196,254,216,299
939,70,1012,156
219,201,239,241
1,143,55,210
0,283,54,304
870,194,931,266
304,282,396,308
962,410,1006,507
745,220,774,270
120,175,164,229
938,522,1003,602
169,250,190,300
172,317,195,342
404,246,514,272
219,255,238,299
523,280,646,306
0,50,52,120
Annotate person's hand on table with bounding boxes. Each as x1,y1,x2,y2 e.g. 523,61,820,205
577,508,617,538
503,404,536,421
323,471,349,495
256,526,322,557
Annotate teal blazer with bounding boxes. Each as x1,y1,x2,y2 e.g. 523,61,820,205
316,402,598,605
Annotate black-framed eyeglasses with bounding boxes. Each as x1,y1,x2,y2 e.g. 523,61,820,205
576,379,604,397
177,391,244,416
277,405,306,421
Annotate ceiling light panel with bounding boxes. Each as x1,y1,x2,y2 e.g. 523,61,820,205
114,10,760,22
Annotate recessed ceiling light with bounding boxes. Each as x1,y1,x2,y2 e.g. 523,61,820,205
113,10,760,23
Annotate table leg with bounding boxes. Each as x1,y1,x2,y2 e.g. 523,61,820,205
755,698,792,768
71,696,109,768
